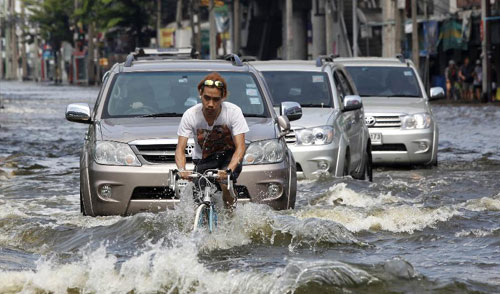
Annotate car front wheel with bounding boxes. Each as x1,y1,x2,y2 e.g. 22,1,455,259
80,188,88,216
353,144,373,182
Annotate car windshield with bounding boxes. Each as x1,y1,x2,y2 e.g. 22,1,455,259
262,71,332,107
345,66,422,98
102,71,268,118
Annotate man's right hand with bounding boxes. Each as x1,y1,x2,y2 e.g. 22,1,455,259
178,170,191,179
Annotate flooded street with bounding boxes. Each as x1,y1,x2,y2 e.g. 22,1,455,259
1,81,500,293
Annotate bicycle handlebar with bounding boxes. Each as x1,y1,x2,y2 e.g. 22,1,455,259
170,169,237,200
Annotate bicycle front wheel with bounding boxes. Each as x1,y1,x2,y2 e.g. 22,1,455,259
193,203,208,233
193,203,217,233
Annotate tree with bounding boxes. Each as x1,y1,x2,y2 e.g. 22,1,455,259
26,0,74,82
97,0,157,51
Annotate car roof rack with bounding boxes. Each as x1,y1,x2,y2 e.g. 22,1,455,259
395,53,412,67
124,47,198,67
316,54,339,67
395,54,405,63
240,56,257,62
222,53,243,66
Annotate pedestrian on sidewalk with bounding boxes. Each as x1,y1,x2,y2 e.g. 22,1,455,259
492,65,498,102
459,57,474,101
473,59,482,102
445,60,459,100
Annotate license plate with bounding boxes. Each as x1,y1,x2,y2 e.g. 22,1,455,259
370,132,382,145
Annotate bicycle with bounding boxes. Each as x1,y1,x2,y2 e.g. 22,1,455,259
169,169,237,233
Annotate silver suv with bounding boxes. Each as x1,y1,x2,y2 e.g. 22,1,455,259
251,58,372,180
65,49,299,216
337,57,444,166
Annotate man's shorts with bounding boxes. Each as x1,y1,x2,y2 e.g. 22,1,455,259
462,82,472,91
193,150,242,182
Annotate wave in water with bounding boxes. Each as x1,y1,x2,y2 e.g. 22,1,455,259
0,238,379,294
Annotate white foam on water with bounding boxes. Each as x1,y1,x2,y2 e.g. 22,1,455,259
195,203,271,251
455,228,498,238
2,105,58,114
0,237,378,294
314,183,406,208
0,200,28,219
194,202,361,251
296,204,460,234
462,194,500,212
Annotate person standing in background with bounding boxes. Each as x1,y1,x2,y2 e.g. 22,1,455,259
445,60,459,100
459,57,474,101
492,65,498,102
473,59,482,102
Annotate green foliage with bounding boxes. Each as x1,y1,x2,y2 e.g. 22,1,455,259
25,0,74,50
25,0,166,51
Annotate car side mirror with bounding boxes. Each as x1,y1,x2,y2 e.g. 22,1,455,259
277,115,290,131
66,103,91,124
429,87,445,100
343,95,363,111
280,101,302,121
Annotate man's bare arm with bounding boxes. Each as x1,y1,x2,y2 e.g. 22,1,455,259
175,136,188,170
227,133,246,172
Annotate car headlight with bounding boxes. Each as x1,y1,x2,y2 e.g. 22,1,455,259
243,139,286,165
93,141,141,166
400,113,432,129
295,126,334,145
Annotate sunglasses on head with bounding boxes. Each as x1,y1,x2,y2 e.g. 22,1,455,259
203,79,224,88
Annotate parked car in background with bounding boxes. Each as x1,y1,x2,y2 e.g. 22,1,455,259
251,57,372,181
65,49,299,216
337,56,444,166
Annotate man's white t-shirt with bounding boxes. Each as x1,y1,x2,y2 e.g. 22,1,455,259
177,102,249,160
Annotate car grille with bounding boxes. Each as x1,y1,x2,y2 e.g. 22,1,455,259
131,185,250,200
132,143,194,164
285,131,296,144
131,186,176,199
367,115,402,128
372,144,407,151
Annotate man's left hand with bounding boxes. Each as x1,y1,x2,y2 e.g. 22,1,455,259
217,169,228,181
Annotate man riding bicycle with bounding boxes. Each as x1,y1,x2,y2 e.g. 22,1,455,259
175,72,249,208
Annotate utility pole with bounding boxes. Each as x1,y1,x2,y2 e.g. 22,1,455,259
481,0,491,102
0,1,4,79
233,0,240,54
9,0,18,80
157,0,161,48
423,0,429,92
176,0,183,28
411,0,419,71
286,0,293,59
312,0,326,58
191,0,201,55
352,0,358,57
325,0,334,55
394,0,403,54
209,0,216,59
21,1,27,80
87,22,95,85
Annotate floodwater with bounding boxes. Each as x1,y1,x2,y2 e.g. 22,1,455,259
0,81,499,293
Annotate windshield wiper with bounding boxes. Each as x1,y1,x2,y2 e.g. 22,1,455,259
243,114,267,118
299,103,331,107
140,112,181,117
385,94,420,98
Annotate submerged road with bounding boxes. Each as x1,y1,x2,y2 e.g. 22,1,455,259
0,81,499,293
